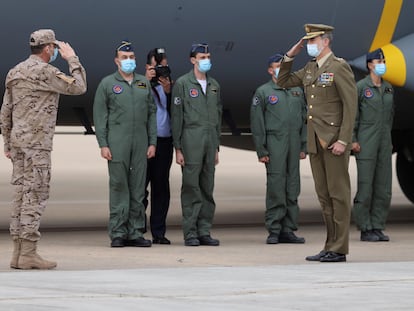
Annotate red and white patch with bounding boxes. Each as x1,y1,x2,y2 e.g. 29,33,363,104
112,85,123,94
189,88,199,98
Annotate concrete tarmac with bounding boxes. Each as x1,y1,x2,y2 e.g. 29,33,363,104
1,128,414,310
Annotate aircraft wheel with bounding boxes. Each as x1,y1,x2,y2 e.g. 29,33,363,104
396,152,414,204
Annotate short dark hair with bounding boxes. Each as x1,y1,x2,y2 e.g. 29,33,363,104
31,44,47,55
147,48,167,65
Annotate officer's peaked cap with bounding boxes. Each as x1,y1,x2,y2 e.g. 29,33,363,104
303,24,334,39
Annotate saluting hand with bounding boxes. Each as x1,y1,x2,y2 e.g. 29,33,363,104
57,41,76,60
287,38,305,58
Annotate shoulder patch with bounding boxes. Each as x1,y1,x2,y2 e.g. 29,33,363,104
56,73,75,84
252,96,260,106
174,97,182,105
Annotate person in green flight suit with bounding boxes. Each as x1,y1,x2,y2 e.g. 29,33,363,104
171,43,222,246
352,48,394,242
250,53,307,245
93,40,157,248
278,24,357,262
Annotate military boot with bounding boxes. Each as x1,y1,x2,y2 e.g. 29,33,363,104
10,237,21,269
17,239,57,270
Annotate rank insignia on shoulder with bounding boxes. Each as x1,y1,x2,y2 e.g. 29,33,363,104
291,91,301,97
268,95,279,105
385,87,393,94
252,96,260,106
136,81,147,89
174,97,182,105
56,73,76,84
189,88,199,98
364,87,374,98
112,85,123,94
211,88,218,94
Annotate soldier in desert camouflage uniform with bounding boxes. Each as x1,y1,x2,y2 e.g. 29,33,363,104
0,29,87,269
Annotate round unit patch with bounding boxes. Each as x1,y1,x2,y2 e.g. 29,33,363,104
189,88,199,98
364,88,374,99
113,85,123,94
268,95,279,105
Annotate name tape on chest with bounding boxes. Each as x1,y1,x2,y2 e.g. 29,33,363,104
136,81,147,89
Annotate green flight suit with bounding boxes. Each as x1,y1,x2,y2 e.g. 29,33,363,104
171,70,222,240
94,71,157,240
250,81,307,235
353,75,394,231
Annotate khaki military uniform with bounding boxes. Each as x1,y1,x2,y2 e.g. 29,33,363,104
278,53,357,254
0,54,87,241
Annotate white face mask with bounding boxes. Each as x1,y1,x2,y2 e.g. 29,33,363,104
307,43,321,57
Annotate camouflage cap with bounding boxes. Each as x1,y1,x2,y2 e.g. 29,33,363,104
30,29,59,46
303,24,334,39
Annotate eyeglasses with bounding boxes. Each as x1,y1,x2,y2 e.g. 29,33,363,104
191,43,209,53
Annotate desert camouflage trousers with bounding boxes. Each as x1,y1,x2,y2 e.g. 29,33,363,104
9,147,51,241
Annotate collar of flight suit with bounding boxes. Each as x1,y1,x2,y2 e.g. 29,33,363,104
188,69,210,85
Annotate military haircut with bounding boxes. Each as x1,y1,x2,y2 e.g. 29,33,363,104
30,44,47,55
321,32,333,46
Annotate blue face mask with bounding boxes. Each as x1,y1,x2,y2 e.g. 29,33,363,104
120,59,136,74
198,59,212,73
373,63,386,76
49,47,58,63
307,43,321,58
274,68,280,78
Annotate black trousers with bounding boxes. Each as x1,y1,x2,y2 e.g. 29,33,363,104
143,137,173,238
